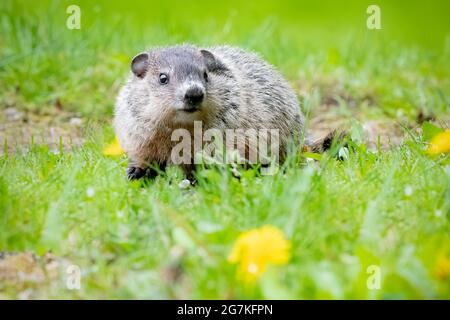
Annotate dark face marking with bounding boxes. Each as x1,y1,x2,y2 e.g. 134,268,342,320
229,102,238,110
153,48,208,85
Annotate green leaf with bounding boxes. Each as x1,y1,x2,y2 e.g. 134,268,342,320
303,152,322,161
422,121,443,142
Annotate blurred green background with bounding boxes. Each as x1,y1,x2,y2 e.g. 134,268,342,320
1,0,449,118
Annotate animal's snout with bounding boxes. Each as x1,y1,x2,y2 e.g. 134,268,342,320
184,87,204,108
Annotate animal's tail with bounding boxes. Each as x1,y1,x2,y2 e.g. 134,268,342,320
303,130,349,154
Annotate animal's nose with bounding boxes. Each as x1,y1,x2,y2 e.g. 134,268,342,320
184,87,204,106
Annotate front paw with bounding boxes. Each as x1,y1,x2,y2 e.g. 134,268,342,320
126,166,148,180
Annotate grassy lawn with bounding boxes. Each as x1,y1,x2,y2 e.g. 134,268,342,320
0,0,449,299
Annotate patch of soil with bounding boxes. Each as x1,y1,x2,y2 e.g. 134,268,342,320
0,108,84,155
295,76,446,150
1,104,447,156
0,252,59,298
307,105,406,150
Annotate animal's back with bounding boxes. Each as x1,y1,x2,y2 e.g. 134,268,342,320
208,46,303,135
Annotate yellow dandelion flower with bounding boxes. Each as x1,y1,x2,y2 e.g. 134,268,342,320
228,225,291,283
103,137,125,156
434,255,450,280
427,130,450,155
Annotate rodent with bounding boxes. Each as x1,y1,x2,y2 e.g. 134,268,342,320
114,44,305,180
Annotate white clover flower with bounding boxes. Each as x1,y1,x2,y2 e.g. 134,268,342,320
404,186,413,197
86,187,95,198
178,179,191,189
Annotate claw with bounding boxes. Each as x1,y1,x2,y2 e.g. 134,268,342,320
126,166,147,180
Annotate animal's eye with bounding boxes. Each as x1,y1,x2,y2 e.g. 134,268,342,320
159,73,169,85
203,71,208,82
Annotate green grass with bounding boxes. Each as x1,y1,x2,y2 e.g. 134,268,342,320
1,132,449,299
1,0,450,299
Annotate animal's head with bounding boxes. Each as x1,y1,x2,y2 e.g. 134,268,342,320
128,45,229,126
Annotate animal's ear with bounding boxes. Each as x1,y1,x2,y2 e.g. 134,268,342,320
200,49,228,73
131,52,149,78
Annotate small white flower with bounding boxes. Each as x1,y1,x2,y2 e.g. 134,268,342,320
404,186,413,197
118,224,129,241
248,263,259,274
435,210,442,217
69,117,83,126
231,167,241,178
68,231,77,245
178,179,191,189
338,147,349,160
116,210,125,219
86,187,95,198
